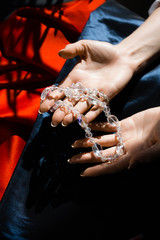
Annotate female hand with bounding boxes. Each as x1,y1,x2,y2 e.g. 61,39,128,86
39,40,136,126
69,107,160,177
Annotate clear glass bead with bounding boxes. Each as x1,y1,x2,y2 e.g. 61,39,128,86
71,82,84,97
102,155,113,163
41,87,52,101
89,138,95,144
71,83,75,88
50,100,63,112
99,92,109,103
85,131,93,138
52,85,58,90
80,94,87,101
41,85,58,101
74,95,81,101
72,109,79,117
103,105,110,116
107,155,114,162
92,88,98,96
99,101,106,109
92,143,103,158
65,89,72,99
86,89,92,94
40,83,126,164
116,132,121,141
116,143,125,156
107,115,119,126
77,114,88,128
72,82,83,90
88,96,99,105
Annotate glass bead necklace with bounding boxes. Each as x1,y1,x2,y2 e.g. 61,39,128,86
40,83,125,163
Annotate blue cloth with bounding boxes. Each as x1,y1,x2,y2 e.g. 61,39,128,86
0,1,160,239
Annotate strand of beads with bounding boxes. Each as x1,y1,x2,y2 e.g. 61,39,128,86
40,82,125,163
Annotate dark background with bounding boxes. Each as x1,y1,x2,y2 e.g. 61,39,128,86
117,0,154,18
0,0,155,21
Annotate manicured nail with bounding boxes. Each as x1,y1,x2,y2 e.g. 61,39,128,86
80,171,85,177
71,140,78,148
67,159,74,164
61,122,67,127
58,49,64,57
51,122,57,127
38,109,43,114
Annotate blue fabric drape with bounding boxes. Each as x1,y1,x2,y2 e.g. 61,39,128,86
0,1,160,239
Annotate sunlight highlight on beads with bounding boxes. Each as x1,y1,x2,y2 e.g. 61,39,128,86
40,83,124,163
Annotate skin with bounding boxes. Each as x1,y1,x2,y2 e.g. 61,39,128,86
40,40,135,125
70,107,160,176
39,7,160,176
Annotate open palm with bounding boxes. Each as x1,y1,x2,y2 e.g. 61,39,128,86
39,40,135,126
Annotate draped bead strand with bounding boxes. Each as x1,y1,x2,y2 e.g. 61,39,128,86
40,83,125,163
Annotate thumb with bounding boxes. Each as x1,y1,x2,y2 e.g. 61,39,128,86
58,40,86,59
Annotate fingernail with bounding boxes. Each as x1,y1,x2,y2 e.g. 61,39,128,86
80,171,85,177
61,122,67,127
51,122,57,127
58,49,64,57
38,109,43,114
71,140,78,148
67,159,74,164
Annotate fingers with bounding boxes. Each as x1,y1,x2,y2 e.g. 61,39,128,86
39,87,66,114
89,122,117,133
39,76,73,114
85,105,103,123
58,40,86,59
68,148,129,177
72,134,117,148
39,98,55,113
69,146,116,164
61,100,90,125
78,140,160,177
50,99,91,127
80,154,129,177
50,97,77,127
39,89,105,126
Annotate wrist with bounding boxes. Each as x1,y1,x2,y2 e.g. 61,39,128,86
116,7,160,74
116,40,155,74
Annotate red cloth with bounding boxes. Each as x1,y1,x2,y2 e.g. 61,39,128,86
0,0,105,200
